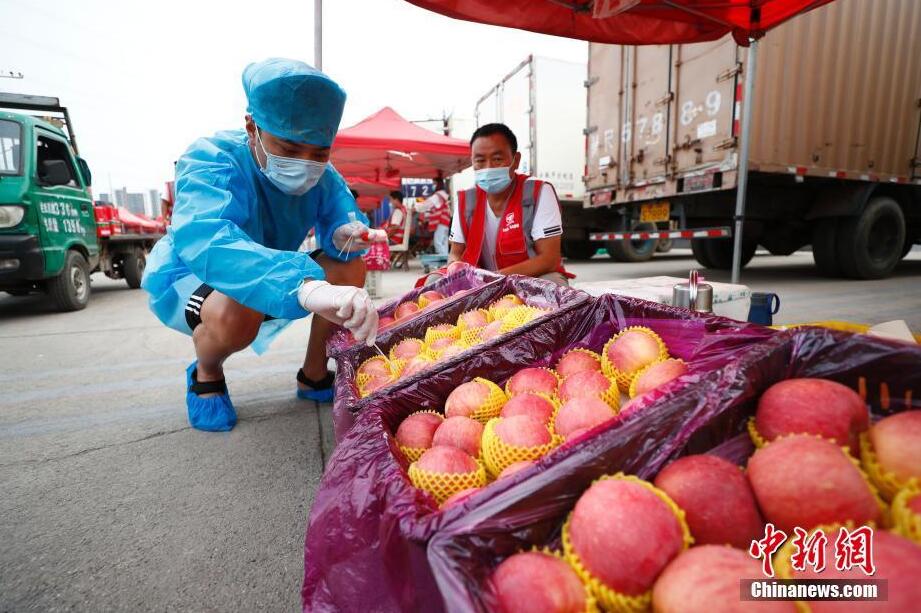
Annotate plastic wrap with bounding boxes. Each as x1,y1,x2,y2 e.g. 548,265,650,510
428,327,921,613
302,293,777,612
329,275,590,443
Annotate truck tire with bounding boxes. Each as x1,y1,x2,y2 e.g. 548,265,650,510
835,196,905,279
812,218,842,277
656,237,674,253
562,239,597,261
606,222,657,263
123,250,146,289
900,233,916,260
48,250,91,312
693,237,756,270
690,238,714,268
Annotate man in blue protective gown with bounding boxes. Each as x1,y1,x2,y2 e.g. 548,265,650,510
142,58,379,432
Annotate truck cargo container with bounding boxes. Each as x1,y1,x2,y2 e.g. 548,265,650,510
580,0,921,278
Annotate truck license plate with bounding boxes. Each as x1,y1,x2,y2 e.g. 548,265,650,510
640,201,670,223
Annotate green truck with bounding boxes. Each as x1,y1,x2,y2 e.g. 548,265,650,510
0,93,163,311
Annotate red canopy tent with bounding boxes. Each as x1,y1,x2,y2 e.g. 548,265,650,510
331,107,471,181
117,207,161,233
344,175,401,211
404,0,833,282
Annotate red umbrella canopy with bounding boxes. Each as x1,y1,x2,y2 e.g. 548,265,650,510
404,0,833,45
332,107,471,181
344,175,401,198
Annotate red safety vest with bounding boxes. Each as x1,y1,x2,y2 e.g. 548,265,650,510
386,202,408,245
458,174,570,276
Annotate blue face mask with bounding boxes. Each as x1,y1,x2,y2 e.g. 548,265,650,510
475,166,513,194
256,130,326,196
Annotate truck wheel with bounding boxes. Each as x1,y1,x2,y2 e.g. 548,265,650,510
694,238,756,270
835,196,905,279
690,239,714,268
606,222,656,263
562,239,597,261
812,218,842,277
900,233,916,260
123,250,146,289
48,250,91,311
656,237,674,253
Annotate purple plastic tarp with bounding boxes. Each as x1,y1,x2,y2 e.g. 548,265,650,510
330,275,590,443
428,326,921,612
303,292,777,612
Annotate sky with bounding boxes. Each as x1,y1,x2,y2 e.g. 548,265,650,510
0,0,586,198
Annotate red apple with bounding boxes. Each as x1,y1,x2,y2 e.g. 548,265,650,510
445,380,491,418
506,368,558,397
868,410,921,484
395,412,444,449
554,397,615,439
556,350,601,379
432,416,484,457
558,370,613,403
415,445,478,474
500,393,556,425
494,415,552,448
394,301,420,320
491,551,586,613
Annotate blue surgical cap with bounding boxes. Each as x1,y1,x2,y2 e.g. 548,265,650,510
242,58,346,147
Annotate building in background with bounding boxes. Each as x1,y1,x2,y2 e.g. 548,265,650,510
147,189,161,218
98,192,111,204
125,193,146,215
114,187,128,207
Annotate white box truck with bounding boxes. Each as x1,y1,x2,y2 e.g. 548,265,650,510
475,56,599,260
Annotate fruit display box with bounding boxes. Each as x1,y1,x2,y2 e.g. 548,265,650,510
425,326,921,612
328,274,590,443
302,293,776,612
327,266,502,358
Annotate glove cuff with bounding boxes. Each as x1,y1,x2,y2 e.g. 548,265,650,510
297,279,329,309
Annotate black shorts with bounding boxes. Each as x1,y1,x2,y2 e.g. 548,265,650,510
185,249,324,331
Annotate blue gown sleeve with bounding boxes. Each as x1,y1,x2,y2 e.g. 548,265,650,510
171,141,323,320
314,164,370,261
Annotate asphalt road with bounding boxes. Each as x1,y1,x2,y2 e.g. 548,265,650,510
1,248,919,612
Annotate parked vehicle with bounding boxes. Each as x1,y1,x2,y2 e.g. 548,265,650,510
0,93,164,310
579,0,920,277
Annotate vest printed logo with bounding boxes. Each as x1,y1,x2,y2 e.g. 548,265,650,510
505,213,515,224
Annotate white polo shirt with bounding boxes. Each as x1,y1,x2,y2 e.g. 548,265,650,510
449,183,562,270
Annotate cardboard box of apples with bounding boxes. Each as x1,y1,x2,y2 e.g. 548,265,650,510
425,326,921,613
328,273,589,442
303,292,776,612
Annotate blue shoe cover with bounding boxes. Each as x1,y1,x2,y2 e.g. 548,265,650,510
296,385,335,403
186,361,237,432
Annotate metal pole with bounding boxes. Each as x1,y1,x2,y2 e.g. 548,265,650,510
314,0,323,71
731,38,758,284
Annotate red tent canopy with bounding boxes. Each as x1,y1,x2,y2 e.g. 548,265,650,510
404,0,832,45
332,107,471,181
117,207,161,232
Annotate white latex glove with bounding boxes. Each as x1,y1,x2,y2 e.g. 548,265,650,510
298,280,378,345
332,221,376,253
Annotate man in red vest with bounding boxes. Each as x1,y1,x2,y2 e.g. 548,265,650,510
385,190,408,245
448,123,569,285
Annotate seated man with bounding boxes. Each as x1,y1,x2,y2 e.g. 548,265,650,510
142,58,378,432
416,177,452,256
384,190,408,245
448,123,570,285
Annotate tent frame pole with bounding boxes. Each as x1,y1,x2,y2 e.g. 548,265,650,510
731,38,758,284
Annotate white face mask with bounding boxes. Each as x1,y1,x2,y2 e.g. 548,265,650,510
256,130,326,196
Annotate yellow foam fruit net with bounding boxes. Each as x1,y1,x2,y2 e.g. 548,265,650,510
460,326,485,346
466,377,509,423
627,358,686,399
522,547,600,613
747,417,768,448
456,308,490,332
396,410,445,463
431,339,470,361
487,294,524,321
481,417,561,478
417,292,444,309
389,338,426,362
503,367,561,398
561,473,693,612
601,327,669,393
891,481,921,544
860,432,912,502
408,458,487,506
504,305,545,328
424,324,460,345
555,348,603,375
